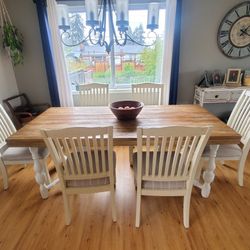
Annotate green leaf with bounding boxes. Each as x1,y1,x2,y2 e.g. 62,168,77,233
2,21,24,66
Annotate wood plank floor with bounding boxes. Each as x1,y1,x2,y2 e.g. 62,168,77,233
0,146,250,250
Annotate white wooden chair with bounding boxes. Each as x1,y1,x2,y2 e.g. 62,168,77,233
202,90,250,186
130,83,163,166
77,83,109,106
0,104,50,190
132,83,163,105
41,126,116,225
133,126,212,228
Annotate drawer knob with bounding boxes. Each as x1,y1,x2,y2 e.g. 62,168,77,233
215,95,219,98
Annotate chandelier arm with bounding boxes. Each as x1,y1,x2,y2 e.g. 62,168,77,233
98,0,107,47
88,28,101,46
126,32,157,47
60,31,90,47
98,0,105,17
107,0,127,47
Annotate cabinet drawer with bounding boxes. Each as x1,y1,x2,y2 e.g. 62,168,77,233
230,90,243,102
203,91,230,102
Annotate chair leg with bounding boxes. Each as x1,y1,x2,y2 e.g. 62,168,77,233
135,190,141,228
183,193,191,228
238,159,246,187
129,146,134,167
111,188,117,222
62,192,71,225
0,160,8,190
40,159,51,185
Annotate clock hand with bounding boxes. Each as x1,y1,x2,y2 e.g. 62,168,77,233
240,29,250,36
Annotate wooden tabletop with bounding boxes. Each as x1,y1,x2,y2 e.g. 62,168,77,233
6,105,241,147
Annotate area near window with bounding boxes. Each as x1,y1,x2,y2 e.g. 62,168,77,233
56,1,166,93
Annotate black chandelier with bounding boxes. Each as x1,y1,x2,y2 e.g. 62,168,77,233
58,0,160,53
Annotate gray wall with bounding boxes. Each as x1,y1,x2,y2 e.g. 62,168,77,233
3,0,249,106
5,0,51,104
178,0,250,104
0,40,19,103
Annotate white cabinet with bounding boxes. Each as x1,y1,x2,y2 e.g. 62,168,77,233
193,86,250,106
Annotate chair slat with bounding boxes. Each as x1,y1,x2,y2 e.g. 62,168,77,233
100,134,107,172
228,91,247,127
85,136,94,174
177,136,191,177
92,135,100,174
132,83,163,105
69,138,81,175
183,136,199,177
77,83,109,106
151,136,159,176
62,138,76,175
145,136,151,177
234,98,250,132
158,136,167,177
170,136,183,177
54,138,70,176
164,136,175,177
77,137,88,174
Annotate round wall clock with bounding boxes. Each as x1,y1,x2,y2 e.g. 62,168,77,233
218,1,250,59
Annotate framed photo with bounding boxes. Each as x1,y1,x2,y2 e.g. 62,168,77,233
225,68,241,87
243,70,250,86
197,71,211,87
212,71,222,86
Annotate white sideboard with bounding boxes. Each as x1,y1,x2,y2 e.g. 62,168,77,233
193,86,250,106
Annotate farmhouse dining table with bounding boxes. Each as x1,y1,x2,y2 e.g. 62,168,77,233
6,105,241,199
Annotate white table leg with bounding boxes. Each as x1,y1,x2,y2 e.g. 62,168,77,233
29,147,49,199
201,144,219,198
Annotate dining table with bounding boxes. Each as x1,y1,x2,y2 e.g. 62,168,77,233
6,105,241,199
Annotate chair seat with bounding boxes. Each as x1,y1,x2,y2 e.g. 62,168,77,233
66,151,116,188
133,152,186,190
202,144,242,159
66,177,111,188
2,147,49,162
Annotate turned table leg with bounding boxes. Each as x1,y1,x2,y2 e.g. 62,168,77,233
29,147,49,199
201,144,219,198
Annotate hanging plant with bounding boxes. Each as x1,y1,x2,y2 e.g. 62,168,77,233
0,0,24,66
2,21,24,65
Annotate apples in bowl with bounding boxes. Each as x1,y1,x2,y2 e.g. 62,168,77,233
110,100,144,121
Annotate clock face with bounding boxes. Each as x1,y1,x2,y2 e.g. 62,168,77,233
218,1,250,59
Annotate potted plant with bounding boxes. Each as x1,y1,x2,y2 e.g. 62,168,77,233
0,0,24,66
2,21,23,65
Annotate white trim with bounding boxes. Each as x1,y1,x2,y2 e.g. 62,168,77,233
161,0,177,104
47,0,74,107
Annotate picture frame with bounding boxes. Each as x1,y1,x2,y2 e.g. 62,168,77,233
212,71,222,86
243,70,250,86
225,68,241,87
197,71,211,87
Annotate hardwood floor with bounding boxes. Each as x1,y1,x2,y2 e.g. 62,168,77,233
0,146,250,250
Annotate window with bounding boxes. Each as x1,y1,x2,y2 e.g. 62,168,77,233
58,2,166,90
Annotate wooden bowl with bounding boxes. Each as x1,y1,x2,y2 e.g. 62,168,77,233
110,100,144,121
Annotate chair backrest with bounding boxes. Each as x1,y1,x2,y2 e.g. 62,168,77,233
3,93,30,113
3,94,31,128
227,90,250,144
132,83,163,105
0,104,16,147
136,126,212,186
41,126,114,185
78,83,109,106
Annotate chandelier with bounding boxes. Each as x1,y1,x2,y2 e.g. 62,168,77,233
57,0,160,53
